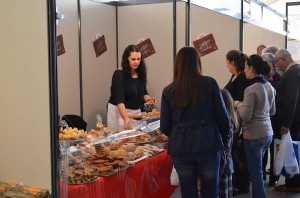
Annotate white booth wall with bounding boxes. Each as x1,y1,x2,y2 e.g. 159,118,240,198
190,5,240,88
243,22,285,55
0,0,51,189
56,1,286,131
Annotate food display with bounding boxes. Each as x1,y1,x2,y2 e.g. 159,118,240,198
86,128,115,143
61,166,99,184
59,119,168,184
0,182,50,198
59,127,87,141
126,133,155,144
129,111,160,120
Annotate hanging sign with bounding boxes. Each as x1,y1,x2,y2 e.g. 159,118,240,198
93,35,107,57
193,33,218,57
136,38,156,59
57,34,65,56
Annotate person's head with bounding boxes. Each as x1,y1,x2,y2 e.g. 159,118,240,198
173,47,204,107
274,49,294,72
262,45,279,55
257,44,266,56
121,44,147,83
221,89,239,130
261,53,275,80
226,50,247,75
174,47,202,80
244,54,270,79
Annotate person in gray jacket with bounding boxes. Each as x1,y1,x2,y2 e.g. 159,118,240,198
234,54,275,198
160,47,230,198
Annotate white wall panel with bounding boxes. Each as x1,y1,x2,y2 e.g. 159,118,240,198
244,22,285,55
81,1,117,130
0,0,51,189
57,0,81,117
191,5,240,88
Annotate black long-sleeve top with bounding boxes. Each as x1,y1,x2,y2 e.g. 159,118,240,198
224,73,251,101
108,70,148,110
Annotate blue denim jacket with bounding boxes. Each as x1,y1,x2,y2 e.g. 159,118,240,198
160,76,230,156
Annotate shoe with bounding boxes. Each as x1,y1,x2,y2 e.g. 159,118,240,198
268,180,278,187
233,188,249,196
275,184,300,192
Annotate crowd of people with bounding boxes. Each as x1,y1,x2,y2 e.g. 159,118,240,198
107,44,300,198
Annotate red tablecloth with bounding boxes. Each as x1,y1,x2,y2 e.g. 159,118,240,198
60,150,177,198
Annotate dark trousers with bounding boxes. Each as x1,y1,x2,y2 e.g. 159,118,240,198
269,115,281,182
172,151,220,198
285,121,300,187
232,133,250,191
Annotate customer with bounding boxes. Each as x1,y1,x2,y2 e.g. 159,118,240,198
256,44,266,56
261,52,282,187
224,50,250,101
235,54,276,198
262,45,279,55
220,89,239,198
262,45,283,76
107,44,153,130
274,49,300,193
224,49,251,195
160,47,230,198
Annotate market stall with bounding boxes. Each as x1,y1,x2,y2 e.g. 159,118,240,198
59,117,175,198
60,150,175,198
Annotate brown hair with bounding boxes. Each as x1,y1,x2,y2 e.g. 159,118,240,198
173,47,205,107
226,50,247,74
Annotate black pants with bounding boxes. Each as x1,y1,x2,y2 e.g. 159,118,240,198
269,115,281,182
285,121,300,187
232,132,250,191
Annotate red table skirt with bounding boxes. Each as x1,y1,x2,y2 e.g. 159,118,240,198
60,150,177,198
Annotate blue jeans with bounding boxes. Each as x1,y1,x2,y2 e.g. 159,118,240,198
172,151,220,198
244,136,272,198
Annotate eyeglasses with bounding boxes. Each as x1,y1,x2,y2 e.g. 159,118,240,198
275,58,284,63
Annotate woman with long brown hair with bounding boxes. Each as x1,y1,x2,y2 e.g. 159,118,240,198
160,47,230,198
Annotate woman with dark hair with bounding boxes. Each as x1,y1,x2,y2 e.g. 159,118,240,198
160,47,230,198
234,54,275,198
224,50,251,195
224,50,250,101
107,45,152,130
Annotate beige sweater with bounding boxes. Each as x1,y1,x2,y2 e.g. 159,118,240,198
236,82,276,139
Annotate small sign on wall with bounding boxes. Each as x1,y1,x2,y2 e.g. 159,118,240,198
93,35,107,57
57,34,65,56
136,38,156,59
193,33,218,57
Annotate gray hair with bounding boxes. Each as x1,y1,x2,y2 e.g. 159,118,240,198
262,45,279,55
277,49,292,59
261,53,275,63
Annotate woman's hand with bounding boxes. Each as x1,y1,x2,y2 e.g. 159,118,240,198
123,119,132,130
234,101,239,108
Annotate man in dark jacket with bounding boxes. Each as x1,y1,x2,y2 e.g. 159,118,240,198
274,49,300,192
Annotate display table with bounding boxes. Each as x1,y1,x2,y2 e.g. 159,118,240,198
60,150,176,198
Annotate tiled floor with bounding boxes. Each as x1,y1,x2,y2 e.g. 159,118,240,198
170,175,300,198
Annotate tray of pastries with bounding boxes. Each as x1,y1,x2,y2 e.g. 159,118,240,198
126,133,155,145
59,127,87,143
60,165,99,185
